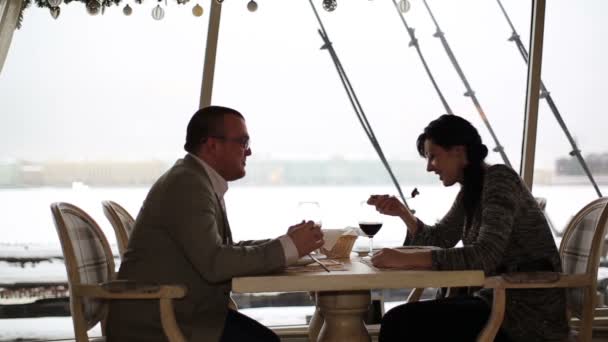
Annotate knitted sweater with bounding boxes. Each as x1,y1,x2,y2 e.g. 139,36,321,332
405,164,569,341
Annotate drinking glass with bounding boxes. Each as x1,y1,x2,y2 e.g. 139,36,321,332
358,201,383,256
296,201,322,227
296,201,323,256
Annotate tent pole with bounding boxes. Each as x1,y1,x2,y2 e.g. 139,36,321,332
199,1,222,108
520,0,546,190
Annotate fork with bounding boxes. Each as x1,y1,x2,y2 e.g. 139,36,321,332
308,253,330,273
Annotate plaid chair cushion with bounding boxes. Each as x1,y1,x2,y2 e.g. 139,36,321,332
114,206,135,238
561,207,602,317
63,213,110,326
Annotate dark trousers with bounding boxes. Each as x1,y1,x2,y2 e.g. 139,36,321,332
379,296,511,342
219,309,279,342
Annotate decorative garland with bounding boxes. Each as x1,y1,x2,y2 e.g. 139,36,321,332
18,0,122,28
15,0,263,28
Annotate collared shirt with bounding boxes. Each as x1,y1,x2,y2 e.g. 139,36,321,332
189,153,228,211
188,153,299,265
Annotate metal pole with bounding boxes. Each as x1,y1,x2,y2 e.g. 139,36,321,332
497,0,602,197
0,0,24,76
520,0,546,190
199,1,222,108
421,0,512,168
390,0,453,115
309,0,411,210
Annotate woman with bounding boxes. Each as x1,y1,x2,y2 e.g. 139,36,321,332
368,114,569,341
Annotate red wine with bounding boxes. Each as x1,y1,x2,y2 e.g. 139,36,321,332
359,222,382,237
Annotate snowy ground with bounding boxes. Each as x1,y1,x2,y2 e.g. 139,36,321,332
0,302,406,341
0,317,102,341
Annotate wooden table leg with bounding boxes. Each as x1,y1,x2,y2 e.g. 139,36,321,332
308,292,323,342
316,290,371,342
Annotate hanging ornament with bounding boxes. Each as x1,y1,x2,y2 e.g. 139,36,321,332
86,0,101,15
176,0,189,4
192,3,203,16
322,0,336,12
247,0,257,12
399,0,410,13
134,0,143,4
50,6,60,19
123,4,132,15
152,4,164,20
47,0,62,7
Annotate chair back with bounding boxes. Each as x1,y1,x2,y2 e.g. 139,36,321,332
101,200,135,259
51,202,116,338
559,197,608,318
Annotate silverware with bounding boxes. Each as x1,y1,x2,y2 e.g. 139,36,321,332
308,253,330,273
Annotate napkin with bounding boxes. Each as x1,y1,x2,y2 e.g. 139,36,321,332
321,227,359,251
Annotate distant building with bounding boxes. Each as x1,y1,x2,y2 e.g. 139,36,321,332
40,160,171,186
0,160,171,187
556,153,608,176
0,161,20,187
237,159,435,186
0,159,437,187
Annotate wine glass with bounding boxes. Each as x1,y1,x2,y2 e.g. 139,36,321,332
296,201,322,257
358,201,383,257
296,201,322,227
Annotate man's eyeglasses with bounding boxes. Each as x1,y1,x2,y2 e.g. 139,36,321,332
209,136,250,150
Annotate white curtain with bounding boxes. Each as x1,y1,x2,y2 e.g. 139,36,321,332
0,0,23,75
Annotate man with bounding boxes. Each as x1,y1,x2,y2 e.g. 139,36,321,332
107,106,324,342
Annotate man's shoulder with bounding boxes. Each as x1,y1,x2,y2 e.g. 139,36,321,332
153,157,213,193
166,157,209,179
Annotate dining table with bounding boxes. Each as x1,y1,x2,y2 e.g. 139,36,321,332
232,255,485,342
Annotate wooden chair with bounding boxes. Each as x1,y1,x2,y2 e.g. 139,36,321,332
100,200,239,311
480,197,608,342
50,202,187,342
101,200,135,259
405,198,568,325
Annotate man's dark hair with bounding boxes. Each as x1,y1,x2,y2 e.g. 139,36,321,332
184,106,244,153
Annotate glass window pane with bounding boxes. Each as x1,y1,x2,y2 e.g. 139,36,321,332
0,3,209,339
533,0,608,235
214,0,532,247
213,0,532,326
0,0,537,337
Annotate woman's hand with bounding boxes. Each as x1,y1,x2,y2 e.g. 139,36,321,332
371,248,432,270
367,195,408,217
367,194,419,234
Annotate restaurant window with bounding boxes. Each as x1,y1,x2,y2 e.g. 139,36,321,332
0,0,538,339
212,0,533,323
0,1,208,339
531,1,608,243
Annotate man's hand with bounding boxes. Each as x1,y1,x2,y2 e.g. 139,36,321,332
287,221,324,257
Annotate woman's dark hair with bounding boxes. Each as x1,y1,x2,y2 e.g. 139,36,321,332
184,106,244,153
416,114,489,225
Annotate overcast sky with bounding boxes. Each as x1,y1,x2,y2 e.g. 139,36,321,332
0,0,606,170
